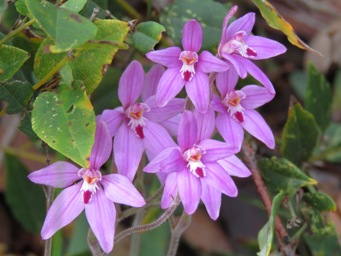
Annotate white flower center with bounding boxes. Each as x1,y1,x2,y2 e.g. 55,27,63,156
221,31,257,58
78,168,102,204
126,103,150,139
183,145,206,178
179,51,198,82
223,90,246,123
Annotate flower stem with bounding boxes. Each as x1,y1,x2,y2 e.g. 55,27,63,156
167,213,191,256
115,0,142,20
0,18,36,46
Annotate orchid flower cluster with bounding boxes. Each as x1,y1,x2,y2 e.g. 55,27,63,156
28,6,286,254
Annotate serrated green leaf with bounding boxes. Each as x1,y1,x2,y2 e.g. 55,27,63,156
303,192,336,212
0,44,30,82
258,157,317,195
60,0,87,13
131,21,165,54
32,84,96,167
281,99,320,165
305,63,332,131
4,153,46,234
160,0,229,50
26,0,98,53
0,81,34,114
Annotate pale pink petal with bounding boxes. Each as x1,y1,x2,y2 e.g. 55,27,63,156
178,111,197,150
101,107,125,137
204,162,238,197
118,60,144,109
216,113,244,151
222,54,247,78
177,168,201,215
146,47,182,68
201,183,222,220
142,65,164,101
143,121,177,160
194,107,215,141
28,161,79,188
90,121,112,170
161,172,178,209
156,68,184,107
85,188,116,254
186,71,209,113
218,155,251,178
114,124,144,181
245,36,287,60
101,174,145,207
241,85,274,109
41,183,84,239
216,67,239,96
200,139,236,162
225,13,255,41
241,110,275,149
182,19,202,52
196,51,229,73
160,115,181,137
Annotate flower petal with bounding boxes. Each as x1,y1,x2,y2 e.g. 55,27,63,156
212,95,226,114
114,123,144,181
219,5,238,53
85,188,116,254
100,107,125,137
101,174,145,207
143,121,177,160
142,65,164,101
241,110,275,149
182,19,202,52
186,71,209,113
177,168,201,215
216,113,244,151
41,183,84,239
28,161,79,188
225,13,255,41
241,85,274,109
160,114,181,137
146,47,182,68
90,121,112,170
245,36,287,60
201,182,222,220
118,60,144,109
200,139,236,162
178,111,197,150
216,67,239,97
222,54,247,78
156,68,184,107
218,155,251,178
194,107,215,141
196,51,229,73
161,172,178,209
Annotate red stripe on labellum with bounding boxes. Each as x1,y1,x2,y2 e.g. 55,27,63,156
235,111,244,122
183,71,191,82
83,190,92,204
195,167,205,178
136,125,144,139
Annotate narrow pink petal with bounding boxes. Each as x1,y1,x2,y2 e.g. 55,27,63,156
194,107,215,141
218,155,251,178
200,139,236,162
101,107,125,137
160,115,181,137
142,65,165,101
225,13,255,41
118,60,144,109
161,172,177,209
90,121,112,170
196,51,229,73
212,95,226,114
114,124,144,181
182,19,202,52
216,67,239,96
245,36,287,60
178,111,197,150
222,54,247,78
185,71,209,113
242,110,275,149
156,68,185,107
177,168,201,215
101,174,145,207
28,161,79,188
216,113,244,151
143,147,185,174
201,182,222,220
219,5,238,53
143,121,177,160
241,85,274,109
85,188,116,254
204,162,238,197
41,183,84,239
145,96,185,123
146,47,182,68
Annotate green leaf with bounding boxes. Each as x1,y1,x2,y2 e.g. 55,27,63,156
131,21,165,54
14,0,29,16
257,191,285,256
160,0,230,50
19,114,38,140
281,98,320,165
67,213,90,256
32,84,96,167
258,157,317,195
26,0,98,53
60,0,87,13
303,192,336,212
140,222,170,256
0,44,30,82
305,63,332,131
0,81,34,114
4,153,46,234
